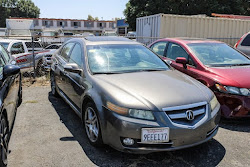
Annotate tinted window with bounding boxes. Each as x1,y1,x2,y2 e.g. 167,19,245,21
25,42,42,48
188,43,250,67
10,42,25,55
241,34,250,46
45,45,60,50
60,43,75,61
87,44,169,74
0,45,10,62
69,43,82,67
151,42,167,56
166,43,188,60
0,42,9,49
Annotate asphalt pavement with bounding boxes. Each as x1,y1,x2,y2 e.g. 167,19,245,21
7,86,250,167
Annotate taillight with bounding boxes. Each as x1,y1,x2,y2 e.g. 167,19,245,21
16,59,27,63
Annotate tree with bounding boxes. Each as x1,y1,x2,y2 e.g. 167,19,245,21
124,0,250,31
13,0,40,18
87,14,94,21
94,17,99,21
0,0,40,27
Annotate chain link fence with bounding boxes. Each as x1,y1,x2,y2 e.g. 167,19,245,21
0,32,241,83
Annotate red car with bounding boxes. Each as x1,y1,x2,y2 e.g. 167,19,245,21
149,38,250,118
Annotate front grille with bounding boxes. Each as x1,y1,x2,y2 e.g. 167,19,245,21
164,102,207,126
45,54,52,58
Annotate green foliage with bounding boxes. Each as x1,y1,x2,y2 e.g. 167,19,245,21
0,0,40,27
124,0,250,30
87,14,94,21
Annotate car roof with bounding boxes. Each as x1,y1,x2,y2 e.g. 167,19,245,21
81,36,140,45
160,37,224,45
0,39,26,43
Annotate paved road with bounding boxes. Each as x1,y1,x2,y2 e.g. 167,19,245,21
8,86,250,167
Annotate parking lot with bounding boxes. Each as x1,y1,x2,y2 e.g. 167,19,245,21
7,85,250,167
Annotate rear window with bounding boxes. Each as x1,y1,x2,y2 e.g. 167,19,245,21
25,42,42,48
241,34,250,46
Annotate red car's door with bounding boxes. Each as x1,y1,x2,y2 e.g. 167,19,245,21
165,42,200,79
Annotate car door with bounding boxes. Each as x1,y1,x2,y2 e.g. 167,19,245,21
54,42,75,96
64,42,85,110
0,45,19,127
165,42,199,78
10,42,30,69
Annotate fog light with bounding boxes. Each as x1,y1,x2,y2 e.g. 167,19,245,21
123,138,134,146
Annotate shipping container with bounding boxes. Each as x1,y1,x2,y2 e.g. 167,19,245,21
136,14,250,45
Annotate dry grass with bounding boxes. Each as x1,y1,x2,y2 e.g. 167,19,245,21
22,75,50,87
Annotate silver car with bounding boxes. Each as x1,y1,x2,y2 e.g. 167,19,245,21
235,32,250,57
50,37,221,154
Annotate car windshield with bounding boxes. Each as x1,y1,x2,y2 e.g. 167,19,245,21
188,43,250,67
0,42,9,49
87,44,169,74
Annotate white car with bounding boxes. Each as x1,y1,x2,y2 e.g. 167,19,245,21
0,39,46,73
41,44,62,71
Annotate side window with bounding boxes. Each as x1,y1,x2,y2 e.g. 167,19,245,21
151,42,167,56
0,45,10,62
10,42,25,55
188,57,196,67
241,34,250,46
0,55,6,74
69,43,82,67
166,43,189,60
60,43,75,62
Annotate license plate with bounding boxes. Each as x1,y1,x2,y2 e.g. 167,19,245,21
141,128,169,143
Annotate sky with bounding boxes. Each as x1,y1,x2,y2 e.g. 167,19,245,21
32,0,129,20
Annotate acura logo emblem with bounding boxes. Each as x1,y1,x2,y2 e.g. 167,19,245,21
186,110,194,121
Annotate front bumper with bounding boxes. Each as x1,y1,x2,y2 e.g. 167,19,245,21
42,57,52,71
101,104,220,154
215,92,250,118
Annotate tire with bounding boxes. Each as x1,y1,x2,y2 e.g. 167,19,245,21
50,72,59,97
35,60,45,77
0,116,9,167
17,77,22,107
83,102,103,146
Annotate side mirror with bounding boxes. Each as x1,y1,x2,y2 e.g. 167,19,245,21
176,57,187,69
64,63,82,75
3,65,20,78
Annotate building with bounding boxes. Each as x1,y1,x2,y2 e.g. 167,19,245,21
8,17,117,36
116,19,129,35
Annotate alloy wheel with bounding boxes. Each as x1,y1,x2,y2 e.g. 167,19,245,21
0,117,8,166
84,107,99,142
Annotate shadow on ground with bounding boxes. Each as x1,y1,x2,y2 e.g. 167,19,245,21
48,92,226,167
219,118,250,133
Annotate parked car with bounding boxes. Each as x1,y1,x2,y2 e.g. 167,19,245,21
0,44,22,166
149,38,250,118
40,44,62,71
234,32,250,57
50,37,220,153
0,39,47,74
101,30,117,36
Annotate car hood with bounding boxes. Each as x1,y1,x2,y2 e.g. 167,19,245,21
93,70,212,111
208,66,250,88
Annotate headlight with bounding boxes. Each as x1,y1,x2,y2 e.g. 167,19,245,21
215,84,250,96
106,102,155,120
129,109,155,120
210,96,219,111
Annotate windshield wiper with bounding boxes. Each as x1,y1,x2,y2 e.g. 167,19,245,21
93,72,122,75
229,63,250,66
138,68,167,72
